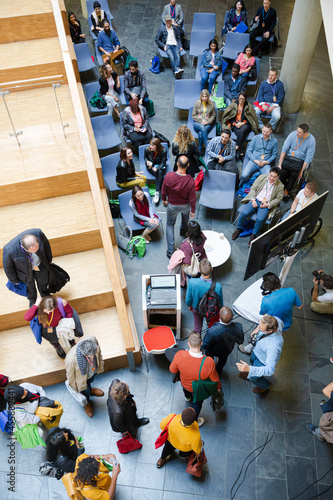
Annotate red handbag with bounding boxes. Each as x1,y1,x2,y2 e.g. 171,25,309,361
155,414,177,449
195,170,204,191
116,432,142,454
185,441,207,477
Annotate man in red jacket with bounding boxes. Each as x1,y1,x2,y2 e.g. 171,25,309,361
162,156,196,258
169,332,221,426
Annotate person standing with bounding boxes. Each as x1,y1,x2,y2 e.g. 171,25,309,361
3,229,55,307
162,156,196,258
161,0,184,28
65,336,104,418
169,332,222,426
172,125,201,178
156,408,201,469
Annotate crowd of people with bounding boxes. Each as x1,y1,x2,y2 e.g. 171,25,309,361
1,1,332,499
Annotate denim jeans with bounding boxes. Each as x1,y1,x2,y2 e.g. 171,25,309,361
237,198,269,236
239,160,271,186
255,105,281,130
225,97,232,107
166,203,190,255
166,44,181,72
183,387,203,418
193,122,214,150
248,352,271,389
200,68,220,93
80,375,96,401
192,309,204,334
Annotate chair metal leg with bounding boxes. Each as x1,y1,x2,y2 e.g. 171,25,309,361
140,345,149,372
159,218,164,236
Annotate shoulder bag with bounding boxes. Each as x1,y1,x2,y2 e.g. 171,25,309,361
155,413,177,449
186,441,207,477
182,241,200,277
30,315,42,344
117,225,133,256
117,432,142,453
192,357,218,403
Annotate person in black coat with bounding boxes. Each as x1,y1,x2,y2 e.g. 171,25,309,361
107,379,149,434
68,12,86,44
3,229,53,307
144,137,168,203
250,0,277,57
46,427,85,474
172,125,201,178
202,306,244,374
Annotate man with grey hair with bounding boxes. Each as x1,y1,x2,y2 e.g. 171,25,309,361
3,228,53,306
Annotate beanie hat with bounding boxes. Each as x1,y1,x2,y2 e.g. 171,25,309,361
93,1,101,8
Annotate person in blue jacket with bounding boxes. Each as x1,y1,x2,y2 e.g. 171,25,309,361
254,68,284,130
200,39,223,93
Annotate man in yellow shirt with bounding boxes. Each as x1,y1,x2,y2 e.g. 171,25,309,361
156,407,202,468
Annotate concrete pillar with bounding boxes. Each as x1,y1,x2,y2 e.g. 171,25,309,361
280,0,322,113
80,0,88,19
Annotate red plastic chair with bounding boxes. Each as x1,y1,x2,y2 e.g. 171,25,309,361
142,326,176,355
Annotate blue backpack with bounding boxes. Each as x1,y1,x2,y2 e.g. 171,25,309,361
149,56,163,74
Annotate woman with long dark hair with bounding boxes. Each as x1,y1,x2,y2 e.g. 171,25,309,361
200,39,223,94
235,44,256,79
222,1,248,36
74,453,121,500
99,63,120,118
121,99,153,147
144,137,168,203
68,12,86,44
129,186,161,243
180,220,207,277
116,147,146,188
46,427,84,473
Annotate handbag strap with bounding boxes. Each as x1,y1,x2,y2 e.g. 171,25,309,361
165,413,177,430
198,356,207,382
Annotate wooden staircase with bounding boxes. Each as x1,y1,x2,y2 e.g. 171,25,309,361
0,0,141,386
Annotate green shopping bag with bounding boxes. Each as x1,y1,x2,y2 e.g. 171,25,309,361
14,423,46,449
129,236,146,258
192,357,218,403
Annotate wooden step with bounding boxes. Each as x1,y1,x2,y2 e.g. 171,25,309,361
0,249,120,330
0,190,114,265
0,308,141,387
0,38,66,85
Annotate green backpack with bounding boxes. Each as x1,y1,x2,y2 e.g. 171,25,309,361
127,236,146,258
89,91,107,109
192,357,218,403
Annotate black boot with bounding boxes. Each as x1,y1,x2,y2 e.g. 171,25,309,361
54,344,66,359
135,417,150,427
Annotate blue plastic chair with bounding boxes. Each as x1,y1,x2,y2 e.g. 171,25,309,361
158,47,187,68
195,54,227,82
255,18,279,54
198,170,236,221
118,188,153,232
246,57,260,88
85,81,106,114
100,152,122,192
189,30,215,58
74,43,96,73
86,0,113,20
91,115,121,150
94,39,123,67
138,142,172,181
191,13,216,32
187,107,216,141
173,80,202,110
222,32,250,60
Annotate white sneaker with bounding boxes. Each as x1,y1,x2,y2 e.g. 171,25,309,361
153,191,160,204
197,417,205,427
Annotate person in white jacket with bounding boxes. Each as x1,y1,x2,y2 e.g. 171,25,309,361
4,382,46,429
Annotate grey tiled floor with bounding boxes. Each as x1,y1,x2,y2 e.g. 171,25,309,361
1,1,333,499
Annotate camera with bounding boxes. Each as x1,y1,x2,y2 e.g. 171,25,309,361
312,270,324,281
249,332,259,346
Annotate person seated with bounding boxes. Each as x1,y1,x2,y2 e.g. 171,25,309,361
277,124,316,196
90,1,109,37
249,0,277,58
192,90,216,155
74,453,120,500
222,1,248,36
123,60,149,106
68,12,86,44
203,306,244,374
24,296,78,359
254,68,284,131
206,130,239,185
311,274,333,315
223,63,247,107
155,15,184,77
121,99,153,148
235,44,256,80
129,186,161,243
0,374,9,412
161,0,184,28
46,427,85,474
172,125,201,178
222,91,259,156
179,220,207,278
144,138,168,203
239,123,278,187
98,63,120,118
232,167,283,245
281,182,318,220
307,381,333,441
4,383,63,439
200,39,223,94
107,379,149,434
116,147,146,189
236,315,283,393
97,19,124,70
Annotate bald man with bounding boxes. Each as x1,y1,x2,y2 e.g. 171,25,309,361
202,306,244,374
3,229,53,306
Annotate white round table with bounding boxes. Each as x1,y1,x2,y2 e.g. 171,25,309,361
203,230,231,267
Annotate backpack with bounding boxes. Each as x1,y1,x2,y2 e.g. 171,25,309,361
89,91,107,109
149,56,164,74
127,236,146,258
39,461,63,480
197,282,221,322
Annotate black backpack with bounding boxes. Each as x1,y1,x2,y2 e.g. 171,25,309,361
197,282,221,322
